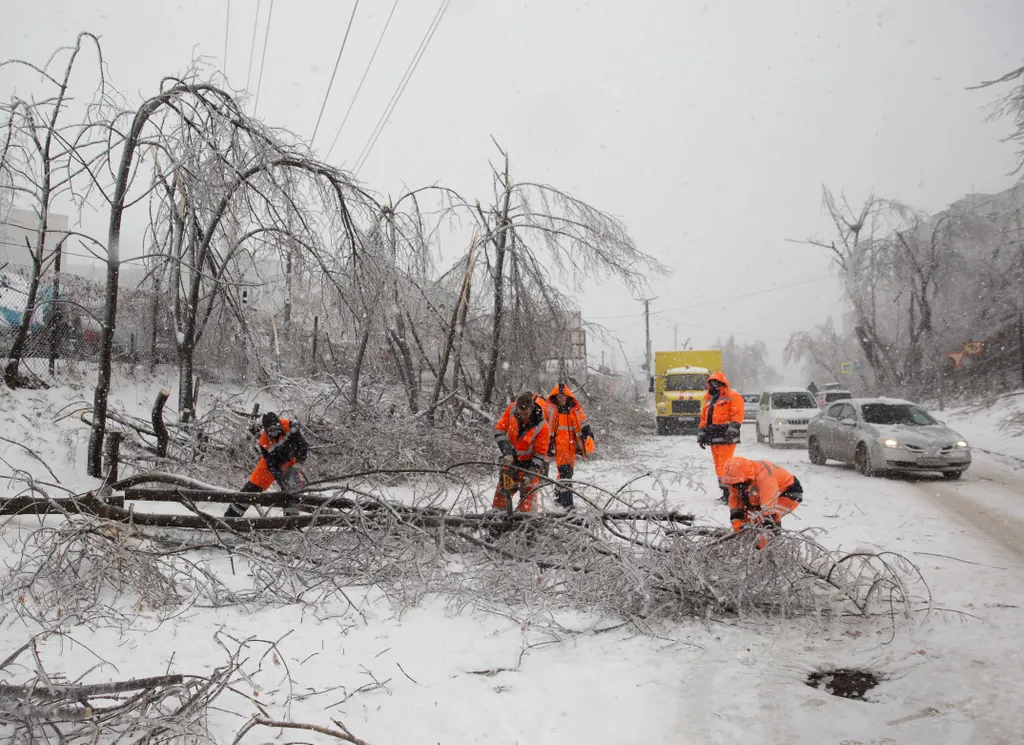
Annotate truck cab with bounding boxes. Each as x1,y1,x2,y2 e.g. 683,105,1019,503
651,349,722,435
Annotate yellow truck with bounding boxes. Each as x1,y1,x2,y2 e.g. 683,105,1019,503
649,349,723,435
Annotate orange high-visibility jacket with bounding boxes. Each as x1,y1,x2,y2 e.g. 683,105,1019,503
546,384,593,465
494,400,551,469
722,457,797,523
698,371,744,444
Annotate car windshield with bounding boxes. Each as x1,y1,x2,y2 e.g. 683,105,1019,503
861,403,937,426
743,394,760,403
665,373,707,391
770,392,817,409
825,392,852,402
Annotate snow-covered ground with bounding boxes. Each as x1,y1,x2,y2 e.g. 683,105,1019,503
2,374,1024,743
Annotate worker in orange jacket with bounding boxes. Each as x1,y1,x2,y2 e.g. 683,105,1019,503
225,412,309,518
697,371,745,502
721,456,803,547
546,383,595,509
493,392,552,513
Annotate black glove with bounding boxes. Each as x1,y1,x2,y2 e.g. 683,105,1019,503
697,433,708,449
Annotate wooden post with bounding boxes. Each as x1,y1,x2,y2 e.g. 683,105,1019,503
48,238,64,376
1018,312,1024,389
152,388,170,457
311,315,319,374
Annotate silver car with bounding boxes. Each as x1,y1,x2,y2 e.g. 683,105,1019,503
806,398,971,479
742,393,760,422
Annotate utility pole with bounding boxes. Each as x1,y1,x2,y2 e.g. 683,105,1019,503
643,299,652,376
673,323,678,350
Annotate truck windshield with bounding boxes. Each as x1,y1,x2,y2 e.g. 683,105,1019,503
665,373,707,391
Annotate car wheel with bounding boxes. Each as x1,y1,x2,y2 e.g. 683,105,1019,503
942,470,963,480
656,419,667,436
808,437,826,465
768,426,777,448
855,444,875,477
756,423,765,443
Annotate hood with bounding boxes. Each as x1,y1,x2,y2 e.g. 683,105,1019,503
722,456,756,485
708,370,733,392
548,382,578,407
774,408,820,420
868,423,963,447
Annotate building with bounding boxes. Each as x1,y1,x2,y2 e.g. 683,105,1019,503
0,207,70,271
0,207,145,286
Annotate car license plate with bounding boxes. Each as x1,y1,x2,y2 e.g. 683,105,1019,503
790,430,806,437
679,416,697,423
918,458,945,466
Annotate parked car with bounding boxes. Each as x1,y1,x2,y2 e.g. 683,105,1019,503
815,388,853,407
806,397,971,479
755,386,820,448
742,393,760,422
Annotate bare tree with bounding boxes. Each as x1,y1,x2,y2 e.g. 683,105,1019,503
471,142,665,404
0,33,106,388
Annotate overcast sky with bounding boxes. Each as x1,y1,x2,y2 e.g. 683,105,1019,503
2,0,1022,376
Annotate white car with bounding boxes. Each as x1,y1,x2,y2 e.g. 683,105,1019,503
755,386,820,448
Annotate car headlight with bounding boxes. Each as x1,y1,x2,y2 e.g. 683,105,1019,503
956,440,969,448
775,419,786,426
880,438,901,448
657,403,667,414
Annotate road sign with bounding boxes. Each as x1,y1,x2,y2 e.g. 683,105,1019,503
852,360,864,371
840,362,852,375
963,341,983,355
946,351,965,370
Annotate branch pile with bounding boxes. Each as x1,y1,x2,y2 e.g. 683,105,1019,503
0,465,929,627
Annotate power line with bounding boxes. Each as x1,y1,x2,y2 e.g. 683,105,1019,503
589,275,834,321
311,0,361,146
352,0,449,175
325,0,400,163
245,0,262,94
252,0,275,115
223,0,231,74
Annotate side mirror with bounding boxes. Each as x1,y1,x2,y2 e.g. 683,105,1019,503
841,419,856,427
648,377,655,393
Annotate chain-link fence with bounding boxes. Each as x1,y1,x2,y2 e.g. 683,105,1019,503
1,265,341,386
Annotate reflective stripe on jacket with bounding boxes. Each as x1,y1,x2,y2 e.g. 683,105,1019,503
494,401,551,464
698,371,744,444
547,384,590,464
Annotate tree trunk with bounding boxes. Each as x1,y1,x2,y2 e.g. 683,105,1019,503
349,322,371,412
4,239,46,388
429,240,477,425
481,185,512,405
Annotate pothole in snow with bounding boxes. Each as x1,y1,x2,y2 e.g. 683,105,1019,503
805,668,882,701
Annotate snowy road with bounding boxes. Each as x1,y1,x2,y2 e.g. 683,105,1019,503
3,381,1024,744
597,425,1024,744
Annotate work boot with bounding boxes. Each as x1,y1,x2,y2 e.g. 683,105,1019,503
224,503,248,518
554,493,574,511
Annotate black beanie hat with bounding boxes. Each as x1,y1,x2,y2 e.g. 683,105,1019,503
262,412,280,430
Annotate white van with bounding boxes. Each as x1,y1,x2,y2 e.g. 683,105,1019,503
755,386,821,448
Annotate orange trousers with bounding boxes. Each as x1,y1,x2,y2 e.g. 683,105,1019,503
710,443,737,486
493,465,541,513
248,456,297,490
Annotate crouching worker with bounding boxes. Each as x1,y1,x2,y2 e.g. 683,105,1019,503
493,392,551,514
225,412,309,518
721,456,803,548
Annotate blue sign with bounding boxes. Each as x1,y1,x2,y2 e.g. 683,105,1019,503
852,360,864,371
